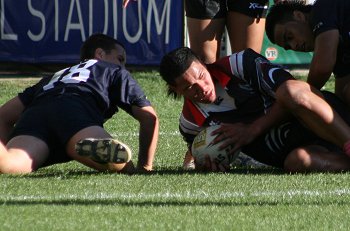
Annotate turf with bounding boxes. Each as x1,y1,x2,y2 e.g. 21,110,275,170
1,72,348,231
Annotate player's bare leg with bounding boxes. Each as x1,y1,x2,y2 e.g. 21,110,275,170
186,17,225,64
0,135,49,173
226,11,265,54
284,145,350,172
276,80,350,149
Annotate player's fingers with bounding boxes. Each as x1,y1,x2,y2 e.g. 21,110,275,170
210,160,218,172
203,154,212,171
210,125,224,135
211,131,228,145
218,137,234,150
217,163,229,172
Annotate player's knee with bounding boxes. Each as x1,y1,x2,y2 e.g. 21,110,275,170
284,148,311,173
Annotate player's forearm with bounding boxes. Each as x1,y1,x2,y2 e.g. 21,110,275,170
249,103,290,138
307,64,333,90
137,116,159,171
308,31,338,89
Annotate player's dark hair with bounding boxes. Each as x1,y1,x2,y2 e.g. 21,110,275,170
266,1,312,43
159,47,201,99
80,33,125,61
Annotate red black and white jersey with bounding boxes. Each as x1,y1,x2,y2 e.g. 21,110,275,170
18,59,151,120
179,49,350,168
180,48,294,145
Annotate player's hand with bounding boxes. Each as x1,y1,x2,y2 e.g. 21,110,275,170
211,123,257,155
195,154,229,172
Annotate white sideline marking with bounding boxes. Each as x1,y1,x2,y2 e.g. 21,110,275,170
111,131,181,137
1,189,350,201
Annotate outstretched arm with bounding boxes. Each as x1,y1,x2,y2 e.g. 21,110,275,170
131,105,159,172
0,96,25,143
307,30,339,89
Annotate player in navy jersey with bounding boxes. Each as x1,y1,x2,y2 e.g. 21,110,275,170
159,47,350,172
0,34,159,174
266,0,350,108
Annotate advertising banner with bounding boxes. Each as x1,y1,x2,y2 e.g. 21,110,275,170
261,33,313,65
0,0,183,65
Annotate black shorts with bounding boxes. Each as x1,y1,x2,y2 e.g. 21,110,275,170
242,91,350,168
185,0,269,19
227,0,269,18
9,94,104,167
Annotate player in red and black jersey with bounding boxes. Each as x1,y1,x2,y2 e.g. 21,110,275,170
0,34,159,174
160,47,350,172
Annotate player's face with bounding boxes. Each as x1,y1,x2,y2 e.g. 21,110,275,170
101,44,126,67
273,20,314,52
172,60,216,103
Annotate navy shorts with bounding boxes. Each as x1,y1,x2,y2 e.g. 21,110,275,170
9,94,105,167
242,91,350,168
185,0,269,19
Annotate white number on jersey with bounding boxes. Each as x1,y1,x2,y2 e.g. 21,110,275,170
43,60,97,91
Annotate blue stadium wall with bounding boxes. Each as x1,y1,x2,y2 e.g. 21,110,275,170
0,0,183,66
0,0,311,67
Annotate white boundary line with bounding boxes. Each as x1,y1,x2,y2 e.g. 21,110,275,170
1,189,350,201
110,131,181,137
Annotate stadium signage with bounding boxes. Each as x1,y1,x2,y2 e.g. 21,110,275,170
0,0,183,65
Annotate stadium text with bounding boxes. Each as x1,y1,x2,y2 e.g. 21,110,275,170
0,0,171,44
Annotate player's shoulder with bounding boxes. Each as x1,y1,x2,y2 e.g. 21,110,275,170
89,60,131,78
93,59,123,71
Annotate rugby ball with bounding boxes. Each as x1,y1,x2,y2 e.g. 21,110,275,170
191,125,240,167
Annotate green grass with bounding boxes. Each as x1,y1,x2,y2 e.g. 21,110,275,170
1,72,348,231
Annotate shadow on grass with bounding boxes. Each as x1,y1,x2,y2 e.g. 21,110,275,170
1,198,350,207
4,166,330,179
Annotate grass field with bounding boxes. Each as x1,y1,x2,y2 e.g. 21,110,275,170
1,71,350,231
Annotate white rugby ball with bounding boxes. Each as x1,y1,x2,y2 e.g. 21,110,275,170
191,125,240,166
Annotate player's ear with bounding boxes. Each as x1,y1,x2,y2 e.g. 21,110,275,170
293,10,306,22
94,48,105,60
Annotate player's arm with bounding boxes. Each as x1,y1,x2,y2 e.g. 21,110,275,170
0,96,25,142
131,105,159,172
307,30,339,89
214,99,290,154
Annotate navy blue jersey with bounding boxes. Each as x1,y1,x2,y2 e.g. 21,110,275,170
311,0,350,77
18,60,151,119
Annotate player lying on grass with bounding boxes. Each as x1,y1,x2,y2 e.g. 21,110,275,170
0,33,159,174
265,0,350,108
159,47,350,173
